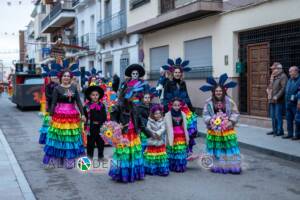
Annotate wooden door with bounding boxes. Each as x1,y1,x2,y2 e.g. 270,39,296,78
247,42,270,117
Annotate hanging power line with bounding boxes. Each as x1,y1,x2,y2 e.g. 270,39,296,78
3,0,35,6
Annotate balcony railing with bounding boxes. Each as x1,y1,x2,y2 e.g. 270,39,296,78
41,1,74,30
79,33,96,50
161,0,223,14
72,0,80,7
97,10,127,42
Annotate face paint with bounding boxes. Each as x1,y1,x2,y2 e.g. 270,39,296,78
131,70,139,80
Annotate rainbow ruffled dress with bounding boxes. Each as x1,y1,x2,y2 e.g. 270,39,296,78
39,113,50,144
43,85,85,168
140,132,148,152
143,118,169,176
206,128,241,174
181,105,197,153
144,144,169,176
109,119,145,182
167,125,188,173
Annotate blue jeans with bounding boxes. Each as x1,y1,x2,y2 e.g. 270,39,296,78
286,104,300,137
269,103,284,135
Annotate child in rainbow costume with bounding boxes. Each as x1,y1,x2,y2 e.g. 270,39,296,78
39,64,59,144
43,59,85,169
165,98,190,172
136,87,159,152
200,73,241,174
144,104,169,176
109,64,149,182
162,58,198,159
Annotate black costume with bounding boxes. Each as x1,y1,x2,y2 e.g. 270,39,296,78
84,86,106,159
84,102,107,159
163,79,194,112
50,84,84,115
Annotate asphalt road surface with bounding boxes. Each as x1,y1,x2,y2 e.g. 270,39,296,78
0,96,299,200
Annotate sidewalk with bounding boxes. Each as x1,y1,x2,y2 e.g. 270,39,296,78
197,118,300,163
0,128,36,200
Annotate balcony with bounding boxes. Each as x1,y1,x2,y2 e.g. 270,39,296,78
97,10,127,43
127,0,223,34
72,0,92,9
79,33,96,51
41,1,75,33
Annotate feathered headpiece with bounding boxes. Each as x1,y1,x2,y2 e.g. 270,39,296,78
147,87,159,99
83,67,102,83
199,73,237,92
162,57,191,73
51,59,81,78
41,64,59,77
125,81,148,99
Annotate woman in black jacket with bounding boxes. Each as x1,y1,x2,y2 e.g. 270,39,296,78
162,58,198,159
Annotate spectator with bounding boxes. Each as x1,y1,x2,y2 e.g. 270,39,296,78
266,62,288,137
284,66,300,140
112,74,120,93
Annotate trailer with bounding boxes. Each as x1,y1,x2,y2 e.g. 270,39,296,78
11,73,43,110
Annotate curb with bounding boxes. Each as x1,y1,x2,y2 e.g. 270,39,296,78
198,132,300,163
0,128,36,200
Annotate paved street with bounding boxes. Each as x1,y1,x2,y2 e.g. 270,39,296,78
0,95,300,200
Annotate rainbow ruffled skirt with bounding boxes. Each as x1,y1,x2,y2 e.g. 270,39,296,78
140,131,148,152
181,106,197,153
144,145,169,176
109,120,145,182
206,129,241,174
43,103,85,169
39,114,50,144
167,126,187,172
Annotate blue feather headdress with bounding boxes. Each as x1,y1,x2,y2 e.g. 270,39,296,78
41,64,59,78
199,73,237,92
83,67,102,83
161,57,191,73
50,59,81,78
143,87,159,99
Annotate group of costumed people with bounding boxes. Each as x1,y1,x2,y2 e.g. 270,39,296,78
38,56,242,183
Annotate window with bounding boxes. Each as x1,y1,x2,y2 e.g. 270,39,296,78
90,15,95,33
150,45,169,72
89,61,94,70
130,0,151,10
184,36,212,78
81,20,85,36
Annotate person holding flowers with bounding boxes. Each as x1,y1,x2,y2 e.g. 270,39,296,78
165,98,189,173
200,73,241,174
108,64,148,183
84,86,107,160
144,104,169,176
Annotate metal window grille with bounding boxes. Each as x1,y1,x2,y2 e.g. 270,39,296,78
238,21,300,113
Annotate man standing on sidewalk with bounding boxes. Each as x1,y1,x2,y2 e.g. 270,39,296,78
266,62,288,136
283,66,300,140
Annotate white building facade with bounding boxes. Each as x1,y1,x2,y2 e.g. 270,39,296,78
97,0,140,81
73,0,101,73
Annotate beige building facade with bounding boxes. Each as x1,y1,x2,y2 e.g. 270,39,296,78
127,0,300,117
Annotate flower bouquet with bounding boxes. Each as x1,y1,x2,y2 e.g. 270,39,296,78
210,112,230,132
100,121,129,147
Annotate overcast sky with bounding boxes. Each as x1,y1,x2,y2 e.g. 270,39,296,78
0,0,34,67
